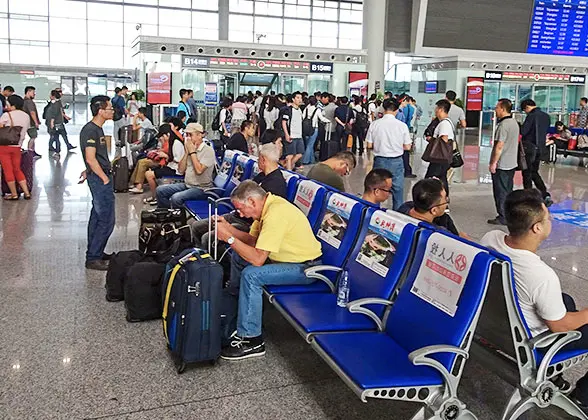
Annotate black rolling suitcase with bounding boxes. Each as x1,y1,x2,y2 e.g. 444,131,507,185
319,128,339,161
125,261,166,322
118,125,135,146
112,156,129,193
162,248,223,373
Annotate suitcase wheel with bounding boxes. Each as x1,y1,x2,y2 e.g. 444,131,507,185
177,362,187,374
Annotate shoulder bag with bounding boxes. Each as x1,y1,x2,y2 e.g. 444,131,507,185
422,118,453,164
0,112,22,146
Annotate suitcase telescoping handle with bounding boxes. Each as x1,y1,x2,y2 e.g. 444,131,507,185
207,197,219,260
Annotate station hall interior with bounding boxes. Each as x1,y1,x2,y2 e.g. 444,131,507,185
7,0,588,419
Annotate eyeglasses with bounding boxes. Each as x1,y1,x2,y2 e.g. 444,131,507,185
428,197,450,211
376,187,393,194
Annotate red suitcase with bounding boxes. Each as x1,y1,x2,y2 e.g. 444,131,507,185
1,150,34,195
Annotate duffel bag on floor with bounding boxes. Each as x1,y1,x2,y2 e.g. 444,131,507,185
125,261,166,322
105,250,148,302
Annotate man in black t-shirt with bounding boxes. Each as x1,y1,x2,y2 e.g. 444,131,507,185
80,95,115,271
397,178,470,239
227,120,255,154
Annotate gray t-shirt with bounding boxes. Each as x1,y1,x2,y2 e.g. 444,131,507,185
495,116,519,170
184,143,217,188
322,103,337,132
448,104,466,128
23,98,38,126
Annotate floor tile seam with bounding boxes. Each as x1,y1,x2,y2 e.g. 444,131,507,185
552,266,588,282
81,376,337,420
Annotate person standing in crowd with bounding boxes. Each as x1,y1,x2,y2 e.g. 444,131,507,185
215,181,322,360
367,93,378,121
186,90,198,123
46,89,75,158
0,95,31,200
54,87,75,151
424,99,454,195
351,96,368,156
112,86,128,146
412,97,423,136
156,123,216,209
375,91,393,120
398,179,469,238
396,94,416,178
80,96,115,271
231,96,249,134
254,90,264,116
302,96,331,165
219,98,233,146
362,168,393,207
521,99,553,207
23,86,41,159
578,97,588,129
366,98,412,210
488,99,520,226
445,90,467,129
481,189,588,405
177,89,193,122
1,85,14,116
321,92,338,145
228,120,255,154
263,96,280,135
127,92,140,117
307,151,356,192
334,96,354,151
281,91,304,170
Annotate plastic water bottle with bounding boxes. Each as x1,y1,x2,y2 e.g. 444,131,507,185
337,270,350,308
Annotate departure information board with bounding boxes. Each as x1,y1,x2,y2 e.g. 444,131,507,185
528,0,588,56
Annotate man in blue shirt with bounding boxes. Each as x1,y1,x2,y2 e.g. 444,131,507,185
396,94,416,178
177,88,193,121
112,86,128,147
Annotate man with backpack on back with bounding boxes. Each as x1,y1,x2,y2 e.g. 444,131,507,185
112,86,128,146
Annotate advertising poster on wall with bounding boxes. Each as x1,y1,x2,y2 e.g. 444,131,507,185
146,72,172,105
466,77,484,112
348,71,369,97
204,82,218,106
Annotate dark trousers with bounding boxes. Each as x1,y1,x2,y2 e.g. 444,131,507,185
522,143,550,199
403,150,413,176
560,293,588,403
86,173,115,262
336,125,347,151
352,126,366,154
425,162,450,196
49,125,73,153
491,169,515,220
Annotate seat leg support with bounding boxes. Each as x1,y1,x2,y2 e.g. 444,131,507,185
501,388,537,420
551,392,588,420
411,398,478,420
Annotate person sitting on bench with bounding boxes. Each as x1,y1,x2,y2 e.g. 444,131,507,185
397,178,470,239
361,168,393,207
481,188,588,405
214,180,322,361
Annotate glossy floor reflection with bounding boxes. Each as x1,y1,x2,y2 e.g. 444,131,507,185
2,127,588,419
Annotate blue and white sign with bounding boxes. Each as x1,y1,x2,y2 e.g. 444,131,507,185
551,209,588,228
204,82,218,106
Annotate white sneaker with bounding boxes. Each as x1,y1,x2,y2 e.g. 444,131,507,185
129,187,144,194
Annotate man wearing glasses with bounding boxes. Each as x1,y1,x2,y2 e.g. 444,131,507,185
306,151,356,192
362,168,393,207
155,123,216,209
80,96,116,271
397,178,470,239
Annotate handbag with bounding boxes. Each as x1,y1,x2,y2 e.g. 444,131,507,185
0,112,22,146
516,138,528,171
422,119,454,164
450,142,464,168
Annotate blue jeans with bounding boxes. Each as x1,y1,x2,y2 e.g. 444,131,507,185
86,173,115,262
373,155,404,210
156,183,207,209
231,253,318,338
302,128,319,164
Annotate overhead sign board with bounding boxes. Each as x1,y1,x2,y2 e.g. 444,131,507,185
182,55,328,74
484,70,585,84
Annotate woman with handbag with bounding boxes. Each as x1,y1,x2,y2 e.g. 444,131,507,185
0,94,31,200
423,99,454,195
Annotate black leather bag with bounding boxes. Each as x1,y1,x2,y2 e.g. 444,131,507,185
422,137,453,164
450,142,464,168
517,140,528,171
0,112,22,146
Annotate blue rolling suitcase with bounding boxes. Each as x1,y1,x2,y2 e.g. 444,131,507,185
162,248,223,373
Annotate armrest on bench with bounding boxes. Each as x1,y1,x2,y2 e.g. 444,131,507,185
346,298,393,332
409,345,469,398
304,265,342,293
529,330,582,382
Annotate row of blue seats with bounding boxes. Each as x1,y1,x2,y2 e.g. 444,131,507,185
182,149,588,419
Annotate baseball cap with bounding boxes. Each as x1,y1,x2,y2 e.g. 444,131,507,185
185,123,204,134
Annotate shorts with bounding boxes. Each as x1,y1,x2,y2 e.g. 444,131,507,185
153,166,177,178
284,138,304,156
27,127,38,138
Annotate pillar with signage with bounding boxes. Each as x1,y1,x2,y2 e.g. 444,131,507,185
465,77,484,128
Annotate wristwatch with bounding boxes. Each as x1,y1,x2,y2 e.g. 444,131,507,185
227,236,235,245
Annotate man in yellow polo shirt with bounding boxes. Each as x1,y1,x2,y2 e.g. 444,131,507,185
215,180,322,360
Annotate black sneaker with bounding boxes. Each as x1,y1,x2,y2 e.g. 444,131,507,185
220,334,265,361
85,260,110,271
487,217,507,226
553,375,572,394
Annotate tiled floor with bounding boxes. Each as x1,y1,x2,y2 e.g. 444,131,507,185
1,125,588,419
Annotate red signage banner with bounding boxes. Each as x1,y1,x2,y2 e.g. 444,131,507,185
466,77,484,112
348,71,369,97
147,72,172,105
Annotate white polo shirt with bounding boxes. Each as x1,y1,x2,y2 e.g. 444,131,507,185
481,231,567,339
365,113,412,158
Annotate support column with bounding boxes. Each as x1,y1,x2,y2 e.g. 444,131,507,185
363,0,386,95
219,0,229,41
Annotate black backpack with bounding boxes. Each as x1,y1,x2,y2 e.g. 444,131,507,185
355,109,369,129
302,107,318,137
424,118,440,138
211,109,221,131
42,101,51,120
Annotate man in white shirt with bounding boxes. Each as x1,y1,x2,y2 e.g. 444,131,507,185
366,98,412,210
481,189,588,405
424,99,455,195
132,107,154,141
446,90,466,128
281,91,304,170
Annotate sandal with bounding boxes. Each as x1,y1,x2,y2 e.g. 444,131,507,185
24,194,32,200
4,195,19,200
